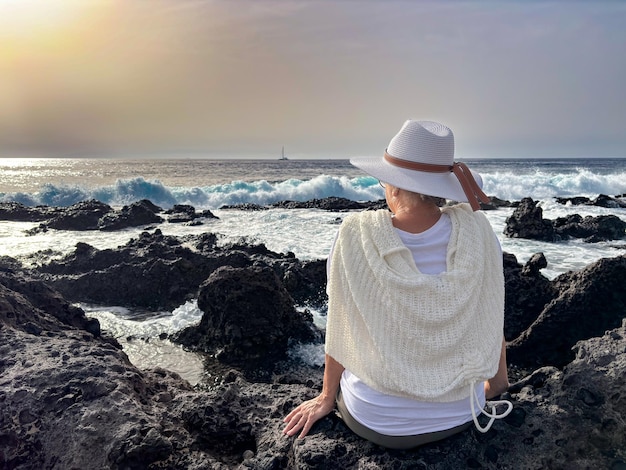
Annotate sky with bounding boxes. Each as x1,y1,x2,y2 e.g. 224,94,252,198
0,0,625,159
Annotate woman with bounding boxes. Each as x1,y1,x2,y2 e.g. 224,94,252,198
283,120,512,449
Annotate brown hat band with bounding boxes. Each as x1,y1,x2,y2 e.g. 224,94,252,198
384,152,490,211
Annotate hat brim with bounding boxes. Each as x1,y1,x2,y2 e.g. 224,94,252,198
350,156,483,203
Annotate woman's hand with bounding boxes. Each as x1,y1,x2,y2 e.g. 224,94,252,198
282,394,335,439
284,354,344,438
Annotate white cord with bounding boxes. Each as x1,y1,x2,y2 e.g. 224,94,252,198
470,383,514,433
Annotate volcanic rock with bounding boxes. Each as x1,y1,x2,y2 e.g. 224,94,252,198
35,229,327,312
97,199,163,230
503,252,556,341
555,194,626,208
505,197,626,242
164,204,218,223
0,264,225,469
554,213,626,242
191,322,626,470
0,262,100,336
221,197,388,212
173,265,319,372
507,254,626,368
35,230,210,310
15,199,166,233
41,199,112,231
503,197,556,241
0,202,64,222
479,196,516,210
3,251,626,468
270,197,380,211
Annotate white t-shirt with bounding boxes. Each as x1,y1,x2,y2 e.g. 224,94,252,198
332,212,486,436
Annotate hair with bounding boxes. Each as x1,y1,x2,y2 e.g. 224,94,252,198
396,187,446,207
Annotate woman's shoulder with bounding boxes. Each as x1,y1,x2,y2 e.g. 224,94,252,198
443,203,490,224
343,209,391,225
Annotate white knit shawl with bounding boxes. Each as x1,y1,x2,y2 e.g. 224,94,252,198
325,204,504,402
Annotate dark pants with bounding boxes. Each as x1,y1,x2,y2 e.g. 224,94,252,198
335,390,472,450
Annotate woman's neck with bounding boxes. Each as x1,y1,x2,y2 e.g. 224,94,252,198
390,204,442,234
384,186,442,234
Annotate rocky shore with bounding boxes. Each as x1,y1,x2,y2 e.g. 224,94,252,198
1,197,625,469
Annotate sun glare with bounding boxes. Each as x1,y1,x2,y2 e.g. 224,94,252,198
0,0,102,39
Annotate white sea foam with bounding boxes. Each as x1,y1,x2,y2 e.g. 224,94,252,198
3,162,625,209
481,169,626,202
288,343,325,367
80,301,205,384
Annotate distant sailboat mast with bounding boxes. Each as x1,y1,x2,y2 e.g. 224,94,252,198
279,146,288,160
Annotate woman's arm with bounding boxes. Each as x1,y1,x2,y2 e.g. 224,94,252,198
283,354,345,438
484,336,510,399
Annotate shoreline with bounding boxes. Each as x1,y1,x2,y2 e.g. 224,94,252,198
2,216,625,467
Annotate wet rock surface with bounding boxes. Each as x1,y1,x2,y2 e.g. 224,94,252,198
504,197,557,241
172,265,319,373
269,197,386,211
0,199,219,232
35,229,326,312
164,204,218,224
2,198,626,468
505,197,626,242
220,197,387,212
555,194,626,208
0,202,65,222
553,213,626,242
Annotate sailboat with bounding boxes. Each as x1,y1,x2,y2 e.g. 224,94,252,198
278,146,288,161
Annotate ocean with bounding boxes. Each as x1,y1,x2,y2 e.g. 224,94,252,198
1,157,626,384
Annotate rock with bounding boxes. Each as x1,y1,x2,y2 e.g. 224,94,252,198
3,248,626,468
173,265,319,372
554,214,626,242
504,197,556,241
36,230,328,311
279,258,328,308
219,203,269,211
98,199,163,230
556,194,626,208
521,252,548,276
36,229,227,310
0,266,228,469
508,255,626,368
4,280,625,470
479,196,515,210
503,252,556,341
0,262,100,336
11,199,166,233
555,196,592,206
270,197,379,211
488,196,516,208
221,197,387,212
0,202,63,222
217,322,626,469
592,194,626,208
164,204,219,223
44,199,113,231
164,203,197,223
6,197,626,467
505,197,626,242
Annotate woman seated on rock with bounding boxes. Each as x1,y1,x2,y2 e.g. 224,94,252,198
283,120,512,449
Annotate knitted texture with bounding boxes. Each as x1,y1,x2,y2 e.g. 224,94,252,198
325,204,504,402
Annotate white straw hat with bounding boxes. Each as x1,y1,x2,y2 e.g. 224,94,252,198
351,120,489,210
